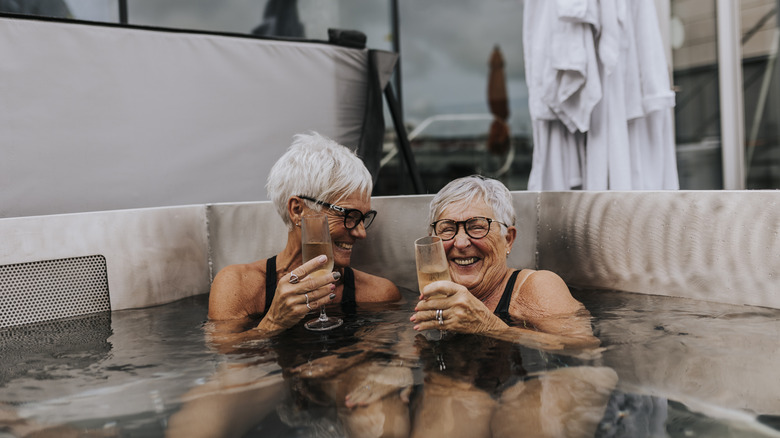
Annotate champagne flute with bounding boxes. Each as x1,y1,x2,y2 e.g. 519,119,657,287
415,236,451,292
415,236,450,338
302,212,343,331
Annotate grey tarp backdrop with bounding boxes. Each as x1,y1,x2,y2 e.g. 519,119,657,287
0,16,396,218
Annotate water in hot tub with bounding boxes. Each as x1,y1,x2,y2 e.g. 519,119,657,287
0,288,778,437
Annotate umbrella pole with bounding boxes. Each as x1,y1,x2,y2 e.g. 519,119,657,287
384,83,425,194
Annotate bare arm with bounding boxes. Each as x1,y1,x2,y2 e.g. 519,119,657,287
208,264,262,321
412,279,599,350
509,270,598,344
208,256,339,340
353,270,402,303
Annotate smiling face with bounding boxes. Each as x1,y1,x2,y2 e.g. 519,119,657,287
321,192,371,269
437,199,514,301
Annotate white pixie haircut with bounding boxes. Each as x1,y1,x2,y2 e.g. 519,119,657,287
267,132,373,229
427,175,516,234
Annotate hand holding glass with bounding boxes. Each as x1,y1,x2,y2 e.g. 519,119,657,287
302,212,342,331
415,236,450,338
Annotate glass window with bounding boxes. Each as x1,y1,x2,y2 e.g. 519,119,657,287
375,0,528,195
20,1,773,191
125,0,391,49
741,1,780,188
126,0,265,35
671,0,723,189
1,0,79,19
0,0,119,22
297,0,392,49
65,0,118,22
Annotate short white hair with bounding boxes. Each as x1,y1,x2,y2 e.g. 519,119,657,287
427,175,516,234
267,132,373,228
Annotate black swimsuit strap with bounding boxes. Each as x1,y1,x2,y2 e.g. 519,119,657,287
264,255,356,313
341,266,356,305
494,270,520,321
265,255,277,312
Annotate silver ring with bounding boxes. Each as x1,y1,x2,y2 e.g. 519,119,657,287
305,293,312,310
289,273,300,284
436,309,444,325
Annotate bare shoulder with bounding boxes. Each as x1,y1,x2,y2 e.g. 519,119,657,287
208,260,267,320
352,269,401,303
513,269,583,317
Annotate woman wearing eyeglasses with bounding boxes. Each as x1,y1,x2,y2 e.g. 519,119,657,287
173,133,406,438
408,176,616,438
208,131,399,330
411,175,597,344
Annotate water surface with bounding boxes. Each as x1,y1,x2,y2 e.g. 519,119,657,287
1,288,778,437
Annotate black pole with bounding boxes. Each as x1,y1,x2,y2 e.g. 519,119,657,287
118,0,128,24
384,83,424,194
390,0,403,122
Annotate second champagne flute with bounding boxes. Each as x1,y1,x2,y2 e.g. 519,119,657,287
301,212,343,331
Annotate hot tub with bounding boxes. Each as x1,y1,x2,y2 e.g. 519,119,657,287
1,192,779,436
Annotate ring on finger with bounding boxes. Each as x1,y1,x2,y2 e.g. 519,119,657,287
289,273,300,284
305,293,313,311
436,309,444,325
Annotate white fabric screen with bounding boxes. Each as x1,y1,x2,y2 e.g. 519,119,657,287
0,17,392,217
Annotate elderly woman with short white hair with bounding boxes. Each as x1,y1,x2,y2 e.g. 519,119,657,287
411,175,596,344
407,176,614,438
172,133,405,438
209,131,400,332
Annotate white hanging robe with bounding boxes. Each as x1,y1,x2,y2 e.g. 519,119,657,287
523,0,678,190
525,0,599,190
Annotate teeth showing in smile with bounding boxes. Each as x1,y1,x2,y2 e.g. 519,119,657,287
453,257,478,266
335,242,353,250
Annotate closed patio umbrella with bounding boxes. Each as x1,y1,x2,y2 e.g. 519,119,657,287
487,45,510,155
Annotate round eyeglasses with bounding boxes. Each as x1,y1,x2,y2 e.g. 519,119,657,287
430,217,508,241
298,195,377,230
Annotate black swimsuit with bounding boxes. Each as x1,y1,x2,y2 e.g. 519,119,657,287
493,270,521,321
262,256,361,408
264,255,356,313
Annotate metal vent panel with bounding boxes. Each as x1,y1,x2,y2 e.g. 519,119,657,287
0,255,110,328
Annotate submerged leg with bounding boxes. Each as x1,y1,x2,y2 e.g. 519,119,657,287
491,366,618,438
410,373,496,438
317,361,413,438
166,363,287,438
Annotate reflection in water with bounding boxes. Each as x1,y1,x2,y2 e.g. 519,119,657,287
1,290,779,437
0,312,112,386
598,393,668,438
0,312,113,436
173,291,621,438
411,333,618,438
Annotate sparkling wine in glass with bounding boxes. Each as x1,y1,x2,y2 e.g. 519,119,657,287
414,236,451,293
415,236,450,339
302,212,342,331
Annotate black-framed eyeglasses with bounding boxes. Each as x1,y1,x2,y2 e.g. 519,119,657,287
430,217,508,241
298,195,377,230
